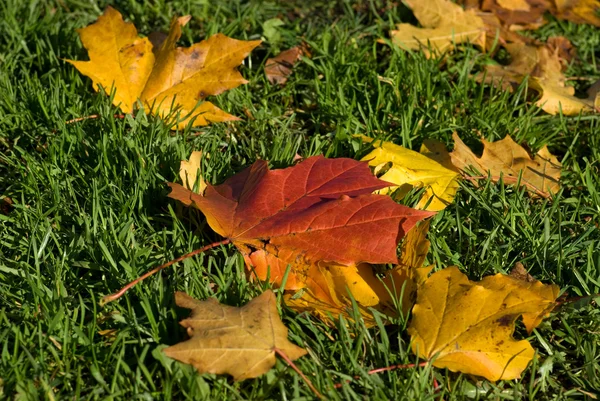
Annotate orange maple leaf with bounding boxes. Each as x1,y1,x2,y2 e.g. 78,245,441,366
66,7,260,128
168,156,434,289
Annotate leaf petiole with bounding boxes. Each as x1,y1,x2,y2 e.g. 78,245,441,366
100,238,231,306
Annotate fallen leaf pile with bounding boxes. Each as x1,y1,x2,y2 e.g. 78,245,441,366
67,7,260,128
285,220,433,327
477,0,600,28
387,0,486,58
388,0,600,115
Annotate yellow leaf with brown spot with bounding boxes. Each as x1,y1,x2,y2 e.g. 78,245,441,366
66,7,261,129
387,0,486,58
408,266,559,381
164,290,306,381
449,132,561,197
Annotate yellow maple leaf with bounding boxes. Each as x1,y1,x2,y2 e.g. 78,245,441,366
408,266,559,381
387,0,486,58
66,7,261,128
285,221,433,327
165,290,306,381
449,132,561,197
359,136,460,211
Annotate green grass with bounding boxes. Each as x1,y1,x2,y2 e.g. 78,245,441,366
1,0,600,399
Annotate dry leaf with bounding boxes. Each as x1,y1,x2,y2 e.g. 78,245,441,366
476,38,569,91
497,0,533,10
481,0,548,29
387,0,486,58
473,0,600,31
165,290,306,380
509,262,537,283
527,40,597,114
168,156,434,289
66,7,261,128
360,136,460,211
552,0,600,27
531,77,598,115
0,196,13,215
285,221,433,327
477,37,595,115
408,266,559,381
265,46,305,85
450,132,561,197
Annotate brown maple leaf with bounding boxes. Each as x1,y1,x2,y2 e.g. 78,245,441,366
165,290,306,380
449,132,561,197
168,156,434,289
481,0,549,29
66,7,260,129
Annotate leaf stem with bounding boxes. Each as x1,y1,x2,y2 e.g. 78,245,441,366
52,114,127,134
274,348,323,399
66,114,126,125
556,292,600,308
100,238,231,306
333,361,429,389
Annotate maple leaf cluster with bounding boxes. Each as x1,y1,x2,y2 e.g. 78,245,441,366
165,146,560,383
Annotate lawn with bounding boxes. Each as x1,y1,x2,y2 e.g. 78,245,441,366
1,0,599,399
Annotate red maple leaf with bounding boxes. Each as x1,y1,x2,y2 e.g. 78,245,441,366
168,156,434,289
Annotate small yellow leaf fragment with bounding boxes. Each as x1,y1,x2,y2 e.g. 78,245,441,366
164,290,306,381
179,151,207,194
408,266,559,381
496,0,531,11
388,0,486,58
360,138,460,211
